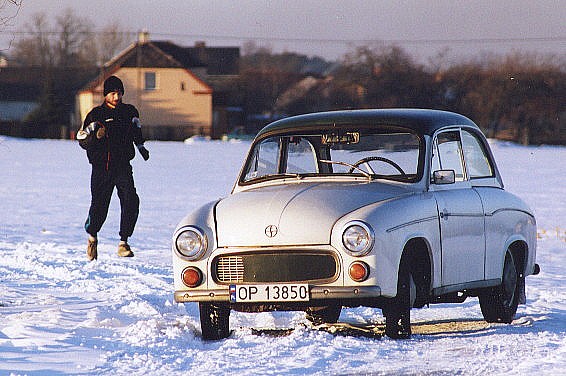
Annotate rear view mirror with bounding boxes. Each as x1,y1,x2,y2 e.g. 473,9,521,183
432,170,455,185
321,132,360,145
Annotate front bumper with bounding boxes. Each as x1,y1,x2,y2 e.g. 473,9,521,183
174,285,381,303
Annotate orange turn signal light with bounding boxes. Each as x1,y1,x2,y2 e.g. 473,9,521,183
349,261,369,282
182,267,203,288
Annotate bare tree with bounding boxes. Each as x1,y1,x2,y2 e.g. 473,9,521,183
53,8,95,67
0,0,22,26
11,11,53,66
11,8,129,67
95,21,130,65
0,0,23,51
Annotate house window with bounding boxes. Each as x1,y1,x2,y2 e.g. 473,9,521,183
144,72,157,90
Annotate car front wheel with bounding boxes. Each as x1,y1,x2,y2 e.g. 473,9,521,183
479,251,520,323
199,302,231,340
384,257,416,339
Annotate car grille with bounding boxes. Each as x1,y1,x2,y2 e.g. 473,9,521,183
216,256,245,282
212,251,338,284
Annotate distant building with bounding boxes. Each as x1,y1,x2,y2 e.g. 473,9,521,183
0,53,38,127
76,32,240,140
0,32,240,140
0,68,40,122
0,65,97,138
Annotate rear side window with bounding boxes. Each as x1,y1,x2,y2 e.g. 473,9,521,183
461,130,494,179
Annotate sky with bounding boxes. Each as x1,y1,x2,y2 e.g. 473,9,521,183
1,0,565,63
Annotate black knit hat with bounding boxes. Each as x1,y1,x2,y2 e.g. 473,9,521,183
103,75,124,96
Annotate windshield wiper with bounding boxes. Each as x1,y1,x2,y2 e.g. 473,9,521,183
319,159,372,180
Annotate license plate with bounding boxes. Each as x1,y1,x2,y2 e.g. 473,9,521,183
229,284,309,303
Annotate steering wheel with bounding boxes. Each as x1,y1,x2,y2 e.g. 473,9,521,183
348,156,406,175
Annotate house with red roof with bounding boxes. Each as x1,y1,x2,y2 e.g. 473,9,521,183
76,32,240,139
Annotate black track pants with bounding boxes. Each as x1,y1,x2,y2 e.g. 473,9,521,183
85,164,139,240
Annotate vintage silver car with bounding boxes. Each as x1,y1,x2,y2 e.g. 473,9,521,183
172,109,539,340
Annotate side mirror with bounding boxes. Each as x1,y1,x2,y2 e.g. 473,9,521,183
432,170,455,185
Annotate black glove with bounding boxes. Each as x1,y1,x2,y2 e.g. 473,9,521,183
137,144,150,161
96,124,106,139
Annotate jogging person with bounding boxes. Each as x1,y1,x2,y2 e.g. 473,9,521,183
77,75,149,260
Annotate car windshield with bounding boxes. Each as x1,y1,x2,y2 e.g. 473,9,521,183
241,126,422,184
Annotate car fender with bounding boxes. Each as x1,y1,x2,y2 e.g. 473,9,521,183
172,200,220,292
475,187,537,280
332,191,440,297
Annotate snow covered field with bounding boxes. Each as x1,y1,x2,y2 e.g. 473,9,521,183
0,135,564,375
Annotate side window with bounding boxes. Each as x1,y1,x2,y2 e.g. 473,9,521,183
286,137,317,174
243,137,280,181
432,131,465,182
461,130,494,179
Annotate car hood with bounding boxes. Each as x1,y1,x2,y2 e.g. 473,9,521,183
215,181,411,247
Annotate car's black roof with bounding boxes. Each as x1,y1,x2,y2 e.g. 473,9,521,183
256,109,479,138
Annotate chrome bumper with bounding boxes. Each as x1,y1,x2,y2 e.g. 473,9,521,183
174,285,382,303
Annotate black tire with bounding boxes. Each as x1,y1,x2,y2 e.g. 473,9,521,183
384,257,415,339
199,302,231,340
305,305,342,325
479,251,520,323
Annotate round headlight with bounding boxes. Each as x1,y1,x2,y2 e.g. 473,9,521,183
342,221,374,256
175,227,207,260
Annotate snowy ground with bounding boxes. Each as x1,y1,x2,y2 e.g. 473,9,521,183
0,136,564,375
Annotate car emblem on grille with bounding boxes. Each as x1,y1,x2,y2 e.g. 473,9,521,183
265,225,278,238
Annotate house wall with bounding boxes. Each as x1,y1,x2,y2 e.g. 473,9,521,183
76,67,213,140
77,92,95,129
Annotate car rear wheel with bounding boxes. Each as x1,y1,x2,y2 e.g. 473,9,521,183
479,251,520,323
305,305,342,325
199,302,231,340
384,257,416,339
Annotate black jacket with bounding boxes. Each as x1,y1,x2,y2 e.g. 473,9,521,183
78,102,144,169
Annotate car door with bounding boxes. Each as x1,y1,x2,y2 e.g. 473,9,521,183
430,129,486,287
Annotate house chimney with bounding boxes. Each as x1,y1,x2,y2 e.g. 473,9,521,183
138,30,150,44
195,41,206,49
